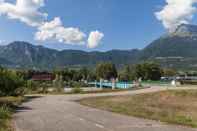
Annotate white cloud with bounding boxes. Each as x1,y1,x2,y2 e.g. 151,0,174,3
87,31,104,48
0,0,47,26
0,0,104,48
155,0,197,32
35,17,86,44
0,40,6,45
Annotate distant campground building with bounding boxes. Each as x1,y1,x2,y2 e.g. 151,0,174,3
31,73,55,81
161,76,197,81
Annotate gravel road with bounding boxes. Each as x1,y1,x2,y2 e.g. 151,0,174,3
13,87,197,131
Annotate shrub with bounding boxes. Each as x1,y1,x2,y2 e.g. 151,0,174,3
0,68,25,96
71,86,83,94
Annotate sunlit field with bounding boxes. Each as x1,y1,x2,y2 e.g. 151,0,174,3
80,90,197,127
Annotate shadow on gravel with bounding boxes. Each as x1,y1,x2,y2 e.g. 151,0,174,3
14,96,43,113
22,96,43,103
15,106,33,113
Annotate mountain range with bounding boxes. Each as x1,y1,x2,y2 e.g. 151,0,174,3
0,41,140,70
1,24,197,70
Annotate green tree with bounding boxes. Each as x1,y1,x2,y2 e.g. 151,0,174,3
87,70,96,81
78,67,89,80
61,68,73,82
163,68,177,77
118,65,133,82
96,63,117,80
133,62,162,81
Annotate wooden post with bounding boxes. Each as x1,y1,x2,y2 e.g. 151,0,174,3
112,78,116,90
94,80,97,88
100,79,103,89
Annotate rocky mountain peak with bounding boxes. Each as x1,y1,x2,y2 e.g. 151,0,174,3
170,24,197,37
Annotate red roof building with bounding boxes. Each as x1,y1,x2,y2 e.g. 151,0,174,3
31,73,55,81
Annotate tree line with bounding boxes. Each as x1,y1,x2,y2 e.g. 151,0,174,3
0,62,178,96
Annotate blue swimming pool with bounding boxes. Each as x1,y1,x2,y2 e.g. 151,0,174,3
89,82,134,89
89,81,171,89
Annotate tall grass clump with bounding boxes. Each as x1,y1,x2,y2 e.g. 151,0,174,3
71,84,83,94
0,105,11,131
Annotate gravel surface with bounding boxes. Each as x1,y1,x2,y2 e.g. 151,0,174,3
13,87,197,131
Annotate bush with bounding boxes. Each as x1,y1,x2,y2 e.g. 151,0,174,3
71,86,83,94
0,68,25,96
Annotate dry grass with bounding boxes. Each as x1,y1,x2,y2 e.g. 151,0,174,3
66,87,148,94
0,97,23,131
0,97,23,106
80,90,197,127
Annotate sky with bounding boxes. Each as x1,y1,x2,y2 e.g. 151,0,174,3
0,0,197,51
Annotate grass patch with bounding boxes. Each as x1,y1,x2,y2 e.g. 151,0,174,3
66,87,147,94
0,97,23,107
0,97,23,131
80,90,197,128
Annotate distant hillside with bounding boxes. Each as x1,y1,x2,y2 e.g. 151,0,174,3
139,24,197,69
140,24,197,59
1,24,197,70
139,36,197,60
0,57,13,66
0,41,139,70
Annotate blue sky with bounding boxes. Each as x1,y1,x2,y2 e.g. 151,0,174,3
0,0,195,51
